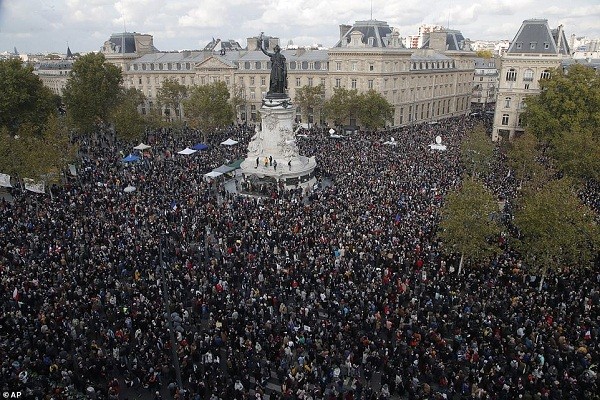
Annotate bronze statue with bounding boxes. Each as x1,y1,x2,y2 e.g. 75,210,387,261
259,33,287,97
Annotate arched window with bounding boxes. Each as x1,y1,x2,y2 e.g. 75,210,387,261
289,61,296,70
523,69,534,82
501,114,509,125
504,97,511,108
506,68,517,82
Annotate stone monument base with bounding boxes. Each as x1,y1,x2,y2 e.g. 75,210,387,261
240,155,317,190
240,96,317,190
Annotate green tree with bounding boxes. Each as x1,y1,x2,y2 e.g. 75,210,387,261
294,84,325,126
438,179,502,274
475,49,493,59
112,88,147,141
157,78,188,122
357,89,394,130
0,59,57,135
63,53,123,134
504,132,554,192
461,123,495,179
551,127,600,182
513,178,599,290
323,87,360,128
522,64,600,144
0,115,76,180
183,81,234,141
521,64,600,181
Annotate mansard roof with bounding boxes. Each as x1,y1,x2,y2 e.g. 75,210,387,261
333,20,403,48
420,30,471,51
507,19,570,55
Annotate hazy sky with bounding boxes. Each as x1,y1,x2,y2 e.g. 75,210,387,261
0,0,599,54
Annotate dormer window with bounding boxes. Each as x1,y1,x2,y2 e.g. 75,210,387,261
368,37,374,46
516,43,522,49
530,42,537,50
544,43,550,49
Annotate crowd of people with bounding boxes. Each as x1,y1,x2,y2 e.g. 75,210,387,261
1,116,598,400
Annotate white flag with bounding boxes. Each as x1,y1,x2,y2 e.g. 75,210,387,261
68,164,77,176
0,173,12,187
23,178,45,194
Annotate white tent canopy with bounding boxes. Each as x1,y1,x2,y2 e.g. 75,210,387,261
0,173,12,187
220,138,238,146
204,171,222,178
133,143,151,150
177,147,197,155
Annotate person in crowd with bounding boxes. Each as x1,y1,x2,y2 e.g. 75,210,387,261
1,117,598,400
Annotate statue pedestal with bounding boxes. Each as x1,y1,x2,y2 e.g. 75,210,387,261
241,97,317,190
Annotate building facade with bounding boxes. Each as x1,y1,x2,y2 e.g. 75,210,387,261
471,57,498,108
492,19,570,141
34,59,74,96
105,20,476,129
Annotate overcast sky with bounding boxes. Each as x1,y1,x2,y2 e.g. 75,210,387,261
0,0,599,54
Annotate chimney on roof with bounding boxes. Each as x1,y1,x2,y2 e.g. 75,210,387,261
429,31,447,52
247,37,260,51
268,37,280,50
556,24,564,54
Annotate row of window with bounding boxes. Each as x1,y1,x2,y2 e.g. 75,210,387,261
514,42,551,51
506,68,551,82
131,62,193,72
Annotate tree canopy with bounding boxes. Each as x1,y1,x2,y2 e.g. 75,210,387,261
0,114,76,180
522,64,600,144
0,58,57,135
323,87,359,128
62,52,123,134
460,123,495,179
294,85,325,125
437,179,502,273
322,87,393,130
112,88,147,141
475,50,494,59
521,64,600,182
357,90,394,130
513,178,599,288
157,78,188,122
183,81,234,141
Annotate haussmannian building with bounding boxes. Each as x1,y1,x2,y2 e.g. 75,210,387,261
102,20,476,129
471,57,498,109
492,19,570,141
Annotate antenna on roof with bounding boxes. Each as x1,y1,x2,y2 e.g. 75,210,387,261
447,0,451,29
370,0,373,20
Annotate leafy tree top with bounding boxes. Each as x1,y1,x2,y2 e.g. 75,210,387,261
513,177,599,272
0,58,56,135
438,178,502,264
522,64,600,144
62,52,123,133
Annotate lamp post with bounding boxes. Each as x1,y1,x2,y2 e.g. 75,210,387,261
159,234,184,392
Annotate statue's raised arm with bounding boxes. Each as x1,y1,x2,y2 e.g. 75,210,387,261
258,34,271,56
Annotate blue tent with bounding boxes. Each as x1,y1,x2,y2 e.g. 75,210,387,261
192,143,209,151
122,154,140,162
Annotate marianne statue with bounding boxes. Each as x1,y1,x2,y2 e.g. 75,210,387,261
259,33,287,97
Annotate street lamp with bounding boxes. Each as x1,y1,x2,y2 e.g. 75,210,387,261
159,234,184,392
